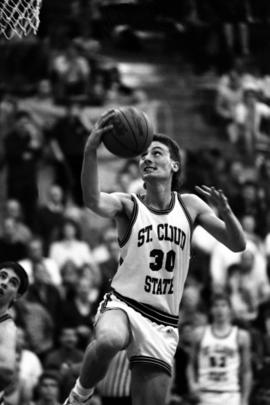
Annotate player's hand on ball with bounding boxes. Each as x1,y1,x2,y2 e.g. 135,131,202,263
85,110,115,153
195,185,231,214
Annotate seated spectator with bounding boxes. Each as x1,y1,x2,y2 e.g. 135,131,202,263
233,83,270,159
93,226,119,299
34,184,66,255
215,68,243,143
50,42,91,103
0,217,27,262
16,327,43,400
47,101,89,205
44,327,83,371
4,199,32,244
49,218,97,270
226,263,257,325
59,260,80,301
13,296,55,361
20,237,61,286
3,110,42,226
230,180,267,238
61,276,98,349
104,67,147,107
4,350,32,405
179,278,208,328
27,261,63,336
30,371,61,405
240,213,263,249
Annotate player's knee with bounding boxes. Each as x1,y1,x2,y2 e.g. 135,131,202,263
96,328,128,356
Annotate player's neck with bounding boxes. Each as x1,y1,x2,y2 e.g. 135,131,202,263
212,321,232,336
144,183,172,210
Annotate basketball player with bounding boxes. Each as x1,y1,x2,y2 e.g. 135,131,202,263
64,110,246,405
187,292,252,405
0,261,29,404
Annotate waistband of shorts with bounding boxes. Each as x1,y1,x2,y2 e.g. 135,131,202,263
111,289,179,327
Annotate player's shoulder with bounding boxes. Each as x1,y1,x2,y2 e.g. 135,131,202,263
111,192,135,214
180,192,204,206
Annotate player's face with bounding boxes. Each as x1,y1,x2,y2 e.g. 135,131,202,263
139,141,176,183
211,299,231,323
0,268,20,304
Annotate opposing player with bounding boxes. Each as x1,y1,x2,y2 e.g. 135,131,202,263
64,110,246,405
0,261,29,404
187,292,252,405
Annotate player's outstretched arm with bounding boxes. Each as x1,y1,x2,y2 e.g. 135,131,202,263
81,110,126,218
193,185,246,252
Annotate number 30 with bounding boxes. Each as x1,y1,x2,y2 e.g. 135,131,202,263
149,249,176,272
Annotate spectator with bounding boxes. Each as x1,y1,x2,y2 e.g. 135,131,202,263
44,327,83,371
234,83,270,159
20,237,61,286
44,326,84,401
34,184,66,255
215,68,243,142
0,218,27,262
230,180,267,238
49,218,97,270
226,263,257,325
59,260,80,301
4,199,32,244
26,261,63,335
30,371,61,405
240,213,263,248
61,276,97,349
50,42,91,103
47,101,88,205
179,279,208,328
3,110,42,226
16,327,43,400
14,296,54,361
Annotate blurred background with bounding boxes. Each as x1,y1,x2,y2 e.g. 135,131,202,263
1,1,270,404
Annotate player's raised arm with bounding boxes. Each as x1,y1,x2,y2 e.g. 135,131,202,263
81,110,126,218
192,185,246,252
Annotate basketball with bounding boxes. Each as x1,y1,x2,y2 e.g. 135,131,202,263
102,106,154,158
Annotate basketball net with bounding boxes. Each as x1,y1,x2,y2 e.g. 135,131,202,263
0,0,42,39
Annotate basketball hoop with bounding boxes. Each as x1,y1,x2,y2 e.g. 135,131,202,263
0,0,42,39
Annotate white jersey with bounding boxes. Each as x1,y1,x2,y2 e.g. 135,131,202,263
111,192,192,327
198,326,241,393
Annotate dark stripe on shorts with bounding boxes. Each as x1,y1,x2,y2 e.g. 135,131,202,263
130,355,172,375
111,289,179,327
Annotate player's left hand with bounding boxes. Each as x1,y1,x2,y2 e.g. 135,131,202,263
195,185,231,213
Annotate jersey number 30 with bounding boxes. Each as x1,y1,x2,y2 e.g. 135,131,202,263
149,249,176,272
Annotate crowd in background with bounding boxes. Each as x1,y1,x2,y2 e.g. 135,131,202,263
1,1,270,405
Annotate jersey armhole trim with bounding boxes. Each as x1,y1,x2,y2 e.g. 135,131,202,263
118,195,138,247
177,193,193,238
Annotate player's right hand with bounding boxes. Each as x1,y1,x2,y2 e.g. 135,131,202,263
85,110,115,153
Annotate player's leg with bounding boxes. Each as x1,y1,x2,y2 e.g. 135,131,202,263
131,363,172,405
64,309,130,404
